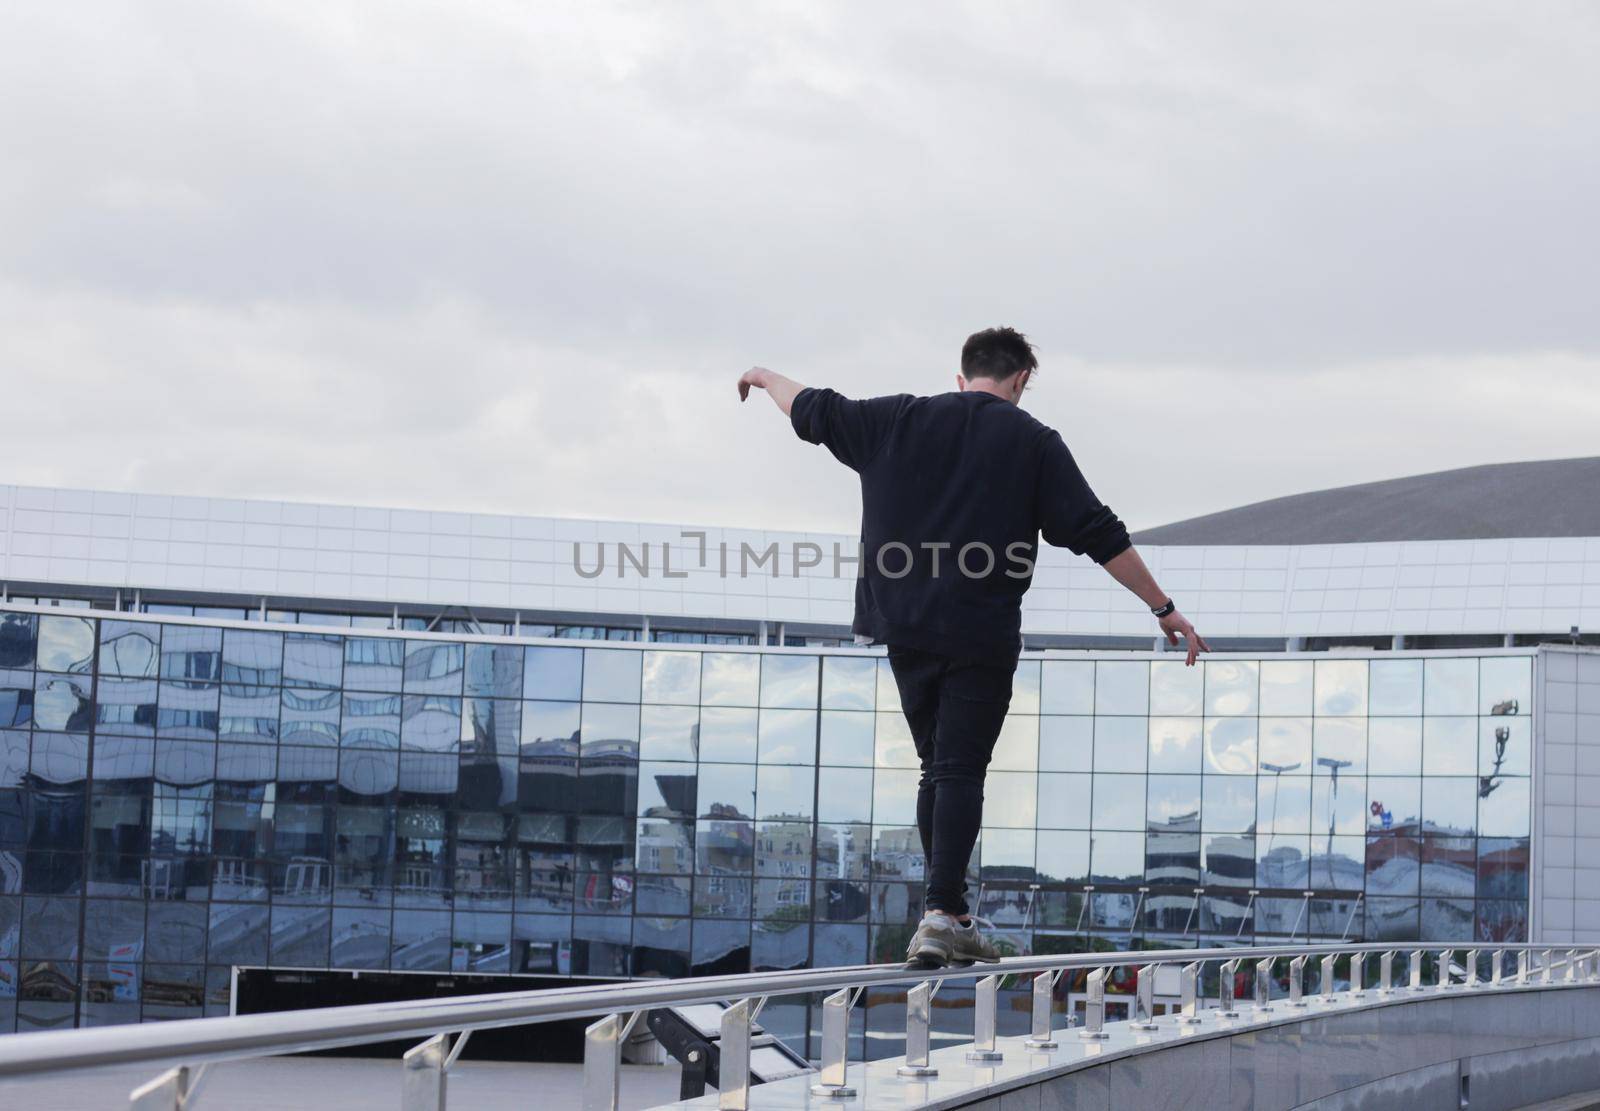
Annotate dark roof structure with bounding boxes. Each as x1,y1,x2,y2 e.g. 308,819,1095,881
1131,457,1600,546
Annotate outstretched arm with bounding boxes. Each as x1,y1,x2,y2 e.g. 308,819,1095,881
737,366,805,416
1101,546,1212,665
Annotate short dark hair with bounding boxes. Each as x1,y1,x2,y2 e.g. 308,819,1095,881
961,327,1037,381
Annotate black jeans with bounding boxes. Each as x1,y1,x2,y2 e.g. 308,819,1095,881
887,645,1017,917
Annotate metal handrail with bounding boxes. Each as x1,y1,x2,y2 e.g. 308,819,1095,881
0,942,1586,1111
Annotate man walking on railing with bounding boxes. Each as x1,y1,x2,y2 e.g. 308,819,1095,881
737,327,1208,968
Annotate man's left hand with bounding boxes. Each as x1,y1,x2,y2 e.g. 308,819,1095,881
1159,609,1211,666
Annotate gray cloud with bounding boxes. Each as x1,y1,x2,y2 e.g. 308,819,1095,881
3,2,1598,535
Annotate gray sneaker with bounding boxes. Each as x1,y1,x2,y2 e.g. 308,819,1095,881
904,912,959,969
950,917,1001,965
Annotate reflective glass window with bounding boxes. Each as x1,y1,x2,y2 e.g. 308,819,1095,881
760,655,817,709
1090,774,1144,831
985,772,1038,829
582,649,640,703
1203,718,1257,774
1258,660,1312,716
1478,778,1530,837
279,687,338,747
1313,717,1366,775
1479,656,1531,716
0,613,38,670
818,711,874,767
283,633,343,689
756,765,815,822
1258,717,1310,773
1368,718,1422,775
340,692,400,749
816,767,873,824
37,616,96,674
1147,775,1202,830
820,657,875,711
697,708,756,763
1093,662,1148,716
1422,717,1476,776
1480,717,1530,778
344,637,403,692
701,653,759,707
1038,716,1092,772
1424,657,1477,716
642,651,700,705
873,713,917,770
1089,832,1144,883
463,643,522,700
1421,777,1477,834
638,705,698,761
757,709,816,765
1369,659,1422,715
523,647,582,701
1257,775,1310,834
1039,660,1093,715
1201,776,1255,833
1204,659,1258,716
1035,829,1090,884
989,715,1038,772
221,630,282,686
100,621,161,679
404,642,464,695
1313,659,1367,716
1093,717,1145,773
1147,717,1202,774
1149,660,1202,715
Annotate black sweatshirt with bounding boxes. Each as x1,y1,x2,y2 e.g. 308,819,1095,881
790,387,1131,662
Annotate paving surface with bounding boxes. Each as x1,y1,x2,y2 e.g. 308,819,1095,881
0,1057,685,1110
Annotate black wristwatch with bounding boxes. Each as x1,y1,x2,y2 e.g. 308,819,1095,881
1151,599,1176,618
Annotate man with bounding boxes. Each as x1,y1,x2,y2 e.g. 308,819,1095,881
737,327,1208,968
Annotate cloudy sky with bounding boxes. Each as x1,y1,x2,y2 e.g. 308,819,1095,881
3,3,1598,536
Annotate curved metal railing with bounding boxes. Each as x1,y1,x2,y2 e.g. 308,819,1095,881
0,941,1593,1110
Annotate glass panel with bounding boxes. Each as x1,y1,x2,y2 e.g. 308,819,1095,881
873,712,917,770
1313,659,1367,716
523,646,582,701
1480,718,1530,778
580,703,637,754
0,613,38,669
638,705,698,761
1147,717,1202,774
1367,718,1421,775
35,673,93,732
1422,717,1476,775
698,763,755,819
1312,775,1366,836
1424,657,1477,716
757,709,816,765
221,629,282,686
1204,660,1258,716
1038,716,1092,772
1093,717,1145,773
1094,661,1148,716
1257,775,1310,834
464,643,523,700
1256,836,1309,889
1090,774,1144,831
874,658,901,715
38,615,97,674
1149,661,1202,715
1147,775,1202,831
1203,718,1257,775
818,711,874,767
701,653,759,707
1367,777,1420,833
1258,661,1312,716
1422,778,1477,835
1201,776,1255,833
1369,659,1422,715
756,765,815,822
760,655,818,709
642,651,700,705
582,649,640,703
1035,829,1090,884
820,656,875,711
1040,661,1094,715
1037,773,1091,828
816,767,873,824
1313,717,1366,775
1258,717,1309,773
100,621,161,678
1202,834,1255,888
1478,778,1530,837
989,715,1038,773
1089,832,1144,883
344,637,404,692
985,772,1038,829
698,708,757,763
283,632,343,689
871,769,918,827
401,695,462,752
1479,656,1531,716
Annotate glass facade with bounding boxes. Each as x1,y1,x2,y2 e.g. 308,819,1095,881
0,608,1533,1036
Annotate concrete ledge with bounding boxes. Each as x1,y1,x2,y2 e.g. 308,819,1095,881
652,982,1600,1111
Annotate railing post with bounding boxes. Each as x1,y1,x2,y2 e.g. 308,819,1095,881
1437,949,1455,991
129,1066,195,1111
966,974,1004,1062
718,998,763,1111
1288,954,1307,1008
1465,949,1481,988
1567,949,1581,984
1348,951,1364,997
1179,961,1204,1026
1491,949,1504,986
1320,953,1338,1001
1218,958,1242,1018
897,981,939,1078
1379,950,1396,995
1541,949,1554,984
1131,963,1161,1031
808,988,858,1100
1079,967,1110,1040
1408,949,1425,992
584,1013,642,1111
402,1033,450,1111
1024,970,1062,1050
1518,949,1530,984
1253,958,1275,1012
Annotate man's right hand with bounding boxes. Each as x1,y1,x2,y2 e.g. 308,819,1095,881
737,366,770,401
1160,609,1211,666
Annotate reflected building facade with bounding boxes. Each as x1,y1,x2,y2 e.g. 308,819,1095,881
0,608,1550,1034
